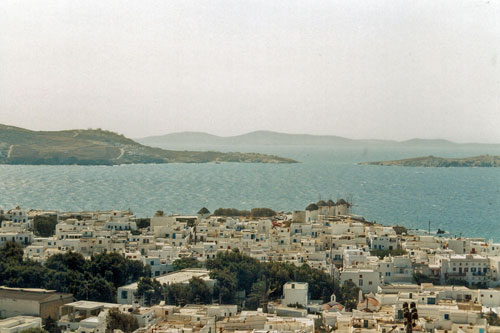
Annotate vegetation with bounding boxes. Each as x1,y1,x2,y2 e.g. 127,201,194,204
412,272,435,284
135,277,163,306
43,316,60,333
0,124,297,165
0,243,150,302
106,308,139,333
164,277,212,306
392,226,408,235
135,218,150,229
370,248,407,259
486,312,500,326
213,207,276,218
137,251,360,310
33,216,58,237
338,280,360,311
172,257,201,271
206,250,360,309
154,210,164,217
361,155,500,167
0,243,361,310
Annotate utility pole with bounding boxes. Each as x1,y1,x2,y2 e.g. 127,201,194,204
428,220,431,235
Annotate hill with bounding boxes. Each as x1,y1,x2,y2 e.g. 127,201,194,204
138,130,357,146
0,124,297,165
138,131,500,149
360,155,500,167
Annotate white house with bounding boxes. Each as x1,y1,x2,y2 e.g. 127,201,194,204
283,282,308,308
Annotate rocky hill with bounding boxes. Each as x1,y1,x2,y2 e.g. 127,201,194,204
360,155,500,167
0,124,297,165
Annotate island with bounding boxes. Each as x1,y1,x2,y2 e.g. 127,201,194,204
360,155,500,167
0,124,297,165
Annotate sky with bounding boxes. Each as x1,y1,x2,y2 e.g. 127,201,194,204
1,0,500,142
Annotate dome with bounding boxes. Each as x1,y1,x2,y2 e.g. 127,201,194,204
305,203,318,211
336,198,348,205
317,200,327,207
326,199,336,206
197,207,210,215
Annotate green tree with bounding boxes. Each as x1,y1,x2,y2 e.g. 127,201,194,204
210,269,237,304
155,210,164,217
0,242,24,263
45,252,86,273
188,277,212,304
486,312,500,326
338,280,360,311
135,277,163,306
43,316,60,333
250,208,276,218
106,308,139,333
173,257,200,271
33,216,58,237
136,218,150,229
413,272,434,284
247,279,273,311
164,283,189,306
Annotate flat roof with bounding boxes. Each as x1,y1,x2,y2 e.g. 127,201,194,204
65,301,119,310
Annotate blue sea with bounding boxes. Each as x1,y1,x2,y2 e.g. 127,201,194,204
1,144,499,240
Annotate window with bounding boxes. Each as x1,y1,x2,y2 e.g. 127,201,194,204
359,279,363,286
121,290,128,299
444,314,449,320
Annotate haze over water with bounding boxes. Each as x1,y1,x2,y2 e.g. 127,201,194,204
1,144,499,240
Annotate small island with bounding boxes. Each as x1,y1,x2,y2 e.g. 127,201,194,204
0,124,297,165
360,155,500,167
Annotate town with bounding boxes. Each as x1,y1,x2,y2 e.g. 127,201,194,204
1,200,500,333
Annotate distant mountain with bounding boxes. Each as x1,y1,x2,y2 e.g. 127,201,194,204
139,130,360,147
360,155,500,167
137,131,499,148
0,124,297,165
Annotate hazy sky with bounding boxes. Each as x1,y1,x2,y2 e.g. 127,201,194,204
1,0,500,142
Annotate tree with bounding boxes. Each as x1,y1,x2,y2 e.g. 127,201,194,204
486,312,500,326
210,269,237,304
338,280,360,311
250,208,276,218
107,308,139,333
188,277,212,304
413,272,434,284
247,279,272,311
135,277,163,306
45,252,86,273
155,210,164,217
135,218,150,229
43,316,60,333
0,242,24,263
173,257,200,271
164,283,189,306
33,216,58,237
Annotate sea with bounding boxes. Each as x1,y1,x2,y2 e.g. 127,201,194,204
1,144,499,240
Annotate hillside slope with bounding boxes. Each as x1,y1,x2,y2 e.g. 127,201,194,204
0,124,297,165
138,131,500,149
360,155,500,167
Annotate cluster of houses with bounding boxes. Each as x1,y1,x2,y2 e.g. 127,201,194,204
2,201,500,332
